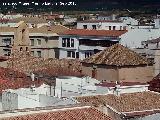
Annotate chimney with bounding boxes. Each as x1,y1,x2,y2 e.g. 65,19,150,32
114,81,121,96
30,73,35,90
92,65,97,79
31,73,35,81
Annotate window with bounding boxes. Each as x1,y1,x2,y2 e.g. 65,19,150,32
30,39,34,46
76,52,79,58
67,51,76,58
67,51,72,57
37,39,41,46
31,51,34,56
113,26,116,30
92,25,97,29
120,26,122,30
157,42,159,48
37,51,41,57
123,26,127,30
72,51,75,58
45,39,48,44
2,38,11,45
62,38,66,47
83,25,87,29
71,39,74,47
67,38,70,47
109,26,111,30
26,47,28,51
20,47,23,51
3,49,11,56
85,52,92,58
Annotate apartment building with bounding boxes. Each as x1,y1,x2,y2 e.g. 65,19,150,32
0,22,69,59
58,29,127,60
77,20,127,30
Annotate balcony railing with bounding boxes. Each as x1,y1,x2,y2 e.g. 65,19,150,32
79,45,106,51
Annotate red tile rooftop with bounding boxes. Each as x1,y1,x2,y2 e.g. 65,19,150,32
61,29,127,37
148,73,160,92
0,79,7,84
0,67,44,94
0,107,112,120
96,82,148,87
82,44,151,66
75,91,160,116
0,78,44,94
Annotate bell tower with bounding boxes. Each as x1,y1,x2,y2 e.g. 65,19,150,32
12,21,31,53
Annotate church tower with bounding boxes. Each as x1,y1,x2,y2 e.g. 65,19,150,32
12,21,31,53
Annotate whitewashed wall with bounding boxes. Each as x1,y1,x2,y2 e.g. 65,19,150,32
55,76,100,98
96,85,149,95
120,28,160,48
77,22,125,30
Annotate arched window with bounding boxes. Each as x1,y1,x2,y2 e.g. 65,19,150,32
20,47,23,51
26,47,28,51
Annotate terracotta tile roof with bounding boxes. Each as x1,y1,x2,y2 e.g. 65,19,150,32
34,67,84,78
0,19,9,23
78,20,123,23
0,107,112,120
0,78,43,94
0,67,44,94
75,91,160,114
0,27,16,33
29,25,69,34
7,50,82,76
61,29,127,37
9,17,48,23
148,73,160,92
82,44,151,66
96,82,148,87
0,25,69,35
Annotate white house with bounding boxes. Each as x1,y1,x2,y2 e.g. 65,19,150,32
59,29,127,60
96,82,149,95
77,20,127,30
2,86,76,111
119,17,139,26
55,76,100,98
120,28,160,48
97,14,117,21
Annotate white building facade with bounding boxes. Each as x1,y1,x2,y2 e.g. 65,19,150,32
58,29,125,60
77,20,127,30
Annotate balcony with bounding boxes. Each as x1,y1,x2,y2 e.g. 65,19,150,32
78,45,106,51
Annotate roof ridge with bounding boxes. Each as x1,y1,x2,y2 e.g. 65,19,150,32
83,43,150,66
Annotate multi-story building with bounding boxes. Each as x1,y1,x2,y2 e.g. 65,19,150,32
58,29,127,60
77,20,127,30
0,22,69,59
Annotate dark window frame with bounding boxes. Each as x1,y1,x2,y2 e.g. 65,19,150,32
72,51,75,58
62,38,66,47
83,25,87,29
67,38,70,47
71,39,74,47
92,25,97,29
67,51,72,57
76,52,79,58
